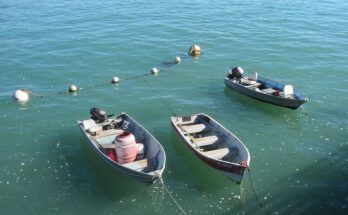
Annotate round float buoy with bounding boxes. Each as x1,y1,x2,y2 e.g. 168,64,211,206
151,67,159,75
188,44,201,56
68,85,78,93
111,76,120,84
174,56,181,64
13,89,29,102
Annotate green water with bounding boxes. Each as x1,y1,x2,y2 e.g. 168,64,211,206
1,0,347,214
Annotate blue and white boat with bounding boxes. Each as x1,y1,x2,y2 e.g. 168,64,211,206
224,71,308,109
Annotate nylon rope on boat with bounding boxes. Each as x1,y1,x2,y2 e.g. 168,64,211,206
155,173,187,215
246,166,272,215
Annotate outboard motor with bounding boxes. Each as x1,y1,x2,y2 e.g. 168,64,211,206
228,66,244,80
90,107,107,123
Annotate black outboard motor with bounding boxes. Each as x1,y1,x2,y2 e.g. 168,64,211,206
90,107,107,123
227,66,244,80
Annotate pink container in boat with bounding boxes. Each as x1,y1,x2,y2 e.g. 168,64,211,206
114,131,137,164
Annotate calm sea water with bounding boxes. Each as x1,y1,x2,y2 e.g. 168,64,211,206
1,0,347,214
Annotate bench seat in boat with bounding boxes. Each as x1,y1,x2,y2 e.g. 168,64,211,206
182,123,207,134
202,148,230,159
122,159,148,171
192,135,219,147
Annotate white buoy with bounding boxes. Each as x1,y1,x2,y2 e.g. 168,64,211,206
174,56,181,64
13,89,29,102
68,85,78,93
151,67,159,75
111,76,120,84
188,44,201,56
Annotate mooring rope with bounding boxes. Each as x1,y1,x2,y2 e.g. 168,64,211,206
246,166,272,215
21,89,44,97
156,174,187,215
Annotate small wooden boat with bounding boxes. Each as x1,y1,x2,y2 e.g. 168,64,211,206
224,71,308,109
171,113,250,184
78,108,166,184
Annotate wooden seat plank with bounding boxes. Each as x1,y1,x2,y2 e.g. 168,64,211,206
192,135,219,147
182,123,207,134
202,148,230,159
122,159,148,171
96,129,123,137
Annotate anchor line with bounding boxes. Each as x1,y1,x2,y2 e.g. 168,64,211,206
246,166,272,215
155,173,187,215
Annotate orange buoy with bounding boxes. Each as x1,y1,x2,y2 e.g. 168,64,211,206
188,44,201,56
114,131,137,164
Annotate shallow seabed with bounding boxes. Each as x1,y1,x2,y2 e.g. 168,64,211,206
0,0,347,214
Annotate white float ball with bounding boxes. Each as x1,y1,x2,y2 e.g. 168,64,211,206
151,67,159,75
68,85,78,92
13,89,29,102
111,76,120,84
174,57,181,64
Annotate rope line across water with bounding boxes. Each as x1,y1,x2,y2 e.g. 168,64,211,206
15,54,189,100
156,174,187,215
